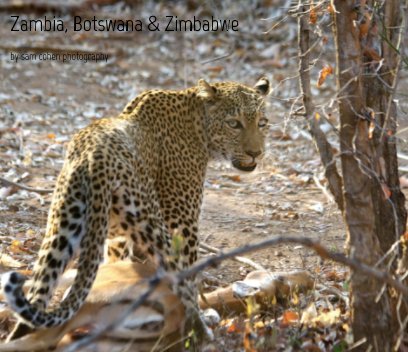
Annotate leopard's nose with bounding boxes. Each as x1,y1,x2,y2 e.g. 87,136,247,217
245,150,262,158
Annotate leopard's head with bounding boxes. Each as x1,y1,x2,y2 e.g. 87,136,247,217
198,77,270,172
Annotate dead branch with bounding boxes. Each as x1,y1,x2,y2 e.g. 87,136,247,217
199,242,266,271
0,177,53,194
297,1,344,211
181,236,408,296
65,234,408,351
315,283,349,304
312,174,335,204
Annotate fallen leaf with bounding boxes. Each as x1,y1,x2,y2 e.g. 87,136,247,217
281,310,299,326
327,4,335,14
243,326,257,352
291,292,299,305
270,129,292,140
26,229,36,237
223,175,241,182
363,47,381,61
227,320,244,333
271,295,277,305
207,66,224,73
212,38,224,47
235,48,246,58
253,321,265,329
359,12,371,39
300,303,318,325
311,308,341,327
317,65,333,87
9,240,33,254
9,240,24,254
324,270,346,281
260,59,285,68
23,150,33,166
246,296,260,316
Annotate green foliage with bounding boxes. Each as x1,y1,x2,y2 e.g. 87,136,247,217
333,340,348,352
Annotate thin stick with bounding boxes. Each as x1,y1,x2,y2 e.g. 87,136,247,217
312,175,335,204
0,177,53,194
61,235,408,351
181,236,408,296
200,242,266,271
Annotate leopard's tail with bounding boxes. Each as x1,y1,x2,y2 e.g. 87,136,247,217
1,160,110,329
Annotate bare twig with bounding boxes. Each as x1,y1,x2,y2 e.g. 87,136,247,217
316,283,349,304
312,174,335,204
180,236,408,296
200,52,234,65
56,235,408,351
200,242,266,271
0,177,53,194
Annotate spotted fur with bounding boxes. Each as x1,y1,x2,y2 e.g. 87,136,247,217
2,78,270,337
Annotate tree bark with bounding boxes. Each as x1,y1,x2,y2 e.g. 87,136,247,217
362,0,407,255
332,1,406,350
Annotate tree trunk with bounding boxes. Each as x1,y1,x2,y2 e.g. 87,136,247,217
363,0,407,255
332,1,406,350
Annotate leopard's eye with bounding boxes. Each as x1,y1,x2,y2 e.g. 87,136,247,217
258,118,268,128
226,120,243,129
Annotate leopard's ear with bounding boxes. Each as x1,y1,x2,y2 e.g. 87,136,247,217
197,79,217,99
254,76,271,96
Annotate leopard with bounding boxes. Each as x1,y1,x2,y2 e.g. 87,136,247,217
2,77,270,341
